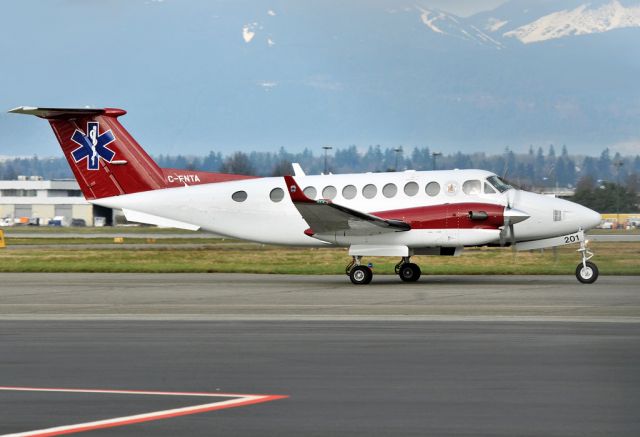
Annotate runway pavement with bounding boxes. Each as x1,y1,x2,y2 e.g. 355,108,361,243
1,274,639,436
0,273,638,321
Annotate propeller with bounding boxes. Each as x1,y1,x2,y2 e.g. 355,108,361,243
500,190,528,247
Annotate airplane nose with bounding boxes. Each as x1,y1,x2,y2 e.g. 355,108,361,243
580,206,601,230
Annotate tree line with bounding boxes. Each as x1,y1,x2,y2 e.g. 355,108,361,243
1,145,638,211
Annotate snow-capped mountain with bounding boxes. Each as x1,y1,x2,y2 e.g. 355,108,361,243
415,0,640,46
416,7,504,48
503,0,640,43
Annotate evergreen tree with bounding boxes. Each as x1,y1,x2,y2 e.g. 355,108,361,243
220,152,255,175
597,148,612,181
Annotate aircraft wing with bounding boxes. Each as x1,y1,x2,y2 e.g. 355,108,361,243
283,175,410,237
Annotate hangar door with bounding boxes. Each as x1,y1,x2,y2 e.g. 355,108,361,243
14,205,32,218
55,205,73,221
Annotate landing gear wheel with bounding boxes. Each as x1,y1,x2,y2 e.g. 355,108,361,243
350,265,373,285
576,261,599,284
399,263,421,282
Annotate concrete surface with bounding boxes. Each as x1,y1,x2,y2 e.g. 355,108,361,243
1,274,639,436
0,273,638,322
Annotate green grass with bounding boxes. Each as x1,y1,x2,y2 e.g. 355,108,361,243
0,241,638,275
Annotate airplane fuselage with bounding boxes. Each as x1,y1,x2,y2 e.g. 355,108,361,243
93,168,601,249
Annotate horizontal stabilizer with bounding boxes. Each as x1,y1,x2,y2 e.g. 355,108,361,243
8,106,124,119
283,175,410,237
122,208,200,231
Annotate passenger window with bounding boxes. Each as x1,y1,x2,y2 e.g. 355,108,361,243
303,186,317,199
484,183,496,194
462,180,481,195
382,183,397,198
232,191,247,202
404,182,419,196
269,187,284,202
362,184,377,199
425,181,440,197
322,185,337,200
342,185,357,199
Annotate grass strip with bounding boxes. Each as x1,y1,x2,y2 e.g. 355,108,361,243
0,241,638,275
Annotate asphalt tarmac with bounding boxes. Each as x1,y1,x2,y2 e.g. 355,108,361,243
1,274,639,436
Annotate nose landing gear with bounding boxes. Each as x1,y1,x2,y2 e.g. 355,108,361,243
576,238,599,284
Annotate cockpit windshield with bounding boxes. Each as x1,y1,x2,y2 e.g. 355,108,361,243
486,175,513,193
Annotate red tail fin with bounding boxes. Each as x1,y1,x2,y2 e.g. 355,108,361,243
9,107,166,200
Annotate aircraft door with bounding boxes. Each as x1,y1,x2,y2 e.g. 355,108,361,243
433,204,460,245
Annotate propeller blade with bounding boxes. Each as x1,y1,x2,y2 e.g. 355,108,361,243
509,223,516,249
499,216,509,247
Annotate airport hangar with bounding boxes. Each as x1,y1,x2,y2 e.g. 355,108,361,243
0,176,115,226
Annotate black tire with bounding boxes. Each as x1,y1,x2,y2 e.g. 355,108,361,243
399,263,421,282
575,261,599,284
350,265,373,285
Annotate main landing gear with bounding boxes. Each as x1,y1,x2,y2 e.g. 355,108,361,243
576,238,599,284
395,257,421,282
345,256,422,285
346,256,372,285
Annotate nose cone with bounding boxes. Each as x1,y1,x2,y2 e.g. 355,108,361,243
503,207,530,225
580,206,601,231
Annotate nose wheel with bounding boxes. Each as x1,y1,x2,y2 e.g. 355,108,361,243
576,261,598,284
576,237,598,284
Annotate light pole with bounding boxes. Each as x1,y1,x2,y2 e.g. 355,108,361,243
393,147,403,172
613,160,624,229
322,146,332,174
432,152,442,171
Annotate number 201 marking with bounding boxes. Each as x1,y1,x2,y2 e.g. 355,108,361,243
564,234,580,244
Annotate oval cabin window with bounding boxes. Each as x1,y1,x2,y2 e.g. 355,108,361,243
404,182,419,196
270,187,284,202
362,184,377,199
303,186,317,199
425,182,440,197
342,185,357,199
382,183,397,198
232,191,248,202
322,185,337,200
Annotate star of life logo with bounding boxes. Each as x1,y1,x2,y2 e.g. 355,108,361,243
70,122,116,170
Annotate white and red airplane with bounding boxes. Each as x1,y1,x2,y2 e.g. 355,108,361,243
10,106,602,284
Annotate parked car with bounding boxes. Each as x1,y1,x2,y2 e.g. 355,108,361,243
71,218,87,227
598,221,614,229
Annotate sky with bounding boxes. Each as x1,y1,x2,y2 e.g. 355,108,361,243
420,0,507,16
0,0,637,158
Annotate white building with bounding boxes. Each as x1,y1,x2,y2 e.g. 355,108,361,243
0,176,113,226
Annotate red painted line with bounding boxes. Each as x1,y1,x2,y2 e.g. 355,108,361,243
0,387,288,437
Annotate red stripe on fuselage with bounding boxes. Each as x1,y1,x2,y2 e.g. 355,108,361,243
373,203,503,230
162,168,258,188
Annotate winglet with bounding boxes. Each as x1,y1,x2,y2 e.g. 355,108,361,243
284,175,314,203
